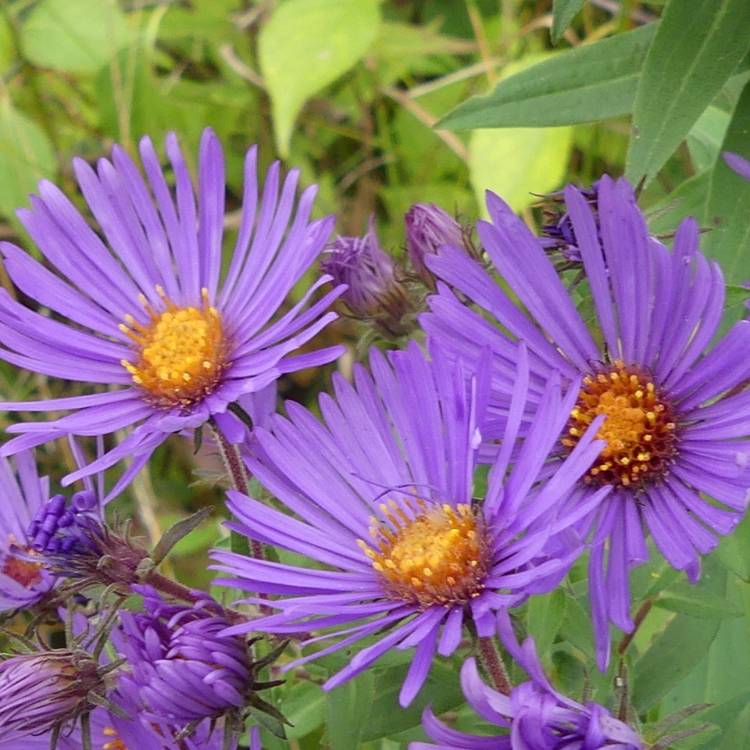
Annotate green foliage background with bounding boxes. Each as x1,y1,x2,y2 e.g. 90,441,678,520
1,0,750,747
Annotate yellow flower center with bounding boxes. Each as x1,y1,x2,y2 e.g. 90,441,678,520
120,287,229,408
103,727,127,750
563,361,678,487
359,498,489,607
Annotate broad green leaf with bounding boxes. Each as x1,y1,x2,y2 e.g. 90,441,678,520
551,0,584,44
655,583,743,620
282,681,326,740
704,80,750,283
687,106,731,173
20,0,131,74
626,0,750,184
259,0,381,156
360,661,465,741
633,613,721,711
325,670,374,749
0,99,56,219
527,588,567,659
469,125,573,214
717,509,750,582
438,24,657,130
0,14,14,74
647,172,711,237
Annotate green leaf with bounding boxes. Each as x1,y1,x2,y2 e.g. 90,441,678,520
0,98,56,219
282,680,326,740
717,509,750,582
704,80,750,283
526,588,567,659
626,0,750,184
360,661,465,742
633,613,722,711
259,0,381,156
469,125,573,214
325,670,374,749
20,0,131,74
551,0,584,44
687,106,731,173
438,24,657,130
656,584,743,620
647,171,711,236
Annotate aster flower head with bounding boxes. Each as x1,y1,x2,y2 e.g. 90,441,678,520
421,176,750,668
117,587,254,725
0,451,57,612
0,649,107,743
28,488,148,595
212,341,610,706
405,203,466,287
0,128,344,496
411,613,642,750
321,216,415,337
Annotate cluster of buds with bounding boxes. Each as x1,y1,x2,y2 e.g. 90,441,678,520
322,205,477,340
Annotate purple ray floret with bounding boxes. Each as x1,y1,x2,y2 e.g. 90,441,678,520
421,175,750,669
212,341,610,706
411,613,642,749
0,128,345,497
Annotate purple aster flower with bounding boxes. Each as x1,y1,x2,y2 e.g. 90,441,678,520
0,128,344,497
212,341,609,706
321,217,415,337
411,613,642,750
116,587,253,725
28,488,147,595
0,452,56,611
0,649,106,743
723,151,750,181
405,203,466,287
421,176,750,668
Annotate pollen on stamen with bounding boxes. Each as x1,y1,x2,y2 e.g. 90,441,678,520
120,286,230,408
358,496,490,607
563,360,679,487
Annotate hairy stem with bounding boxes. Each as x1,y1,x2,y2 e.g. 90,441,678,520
618,598,654,656
477,636,512,695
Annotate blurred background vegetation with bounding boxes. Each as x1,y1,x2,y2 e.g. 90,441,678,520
2,2,750,746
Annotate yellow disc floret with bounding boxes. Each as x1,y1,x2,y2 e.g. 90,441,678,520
359,497,489,607
103,727,127,750
563,360,678,487
120,287,229,408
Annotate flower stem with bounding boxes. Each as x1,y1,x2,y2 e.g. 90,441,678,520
618,598,654,656
211,425,265,562
477,636,512,695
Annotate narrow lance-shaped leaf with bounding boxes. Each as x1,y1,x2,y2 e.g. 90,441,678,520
704,80,750,284
551,0,585,44
626,0,750,184
437,23,657,131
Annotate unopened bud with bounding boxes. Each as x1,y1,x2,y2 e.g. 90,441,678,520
405,203,465,288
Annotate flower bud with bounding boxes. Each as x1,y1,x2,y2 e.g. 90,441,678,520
405,203,465,287
0,651,103,741
117,588,253,723
321,217,415,337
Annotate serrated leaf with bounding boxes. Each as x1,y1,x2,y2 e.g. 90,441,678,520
551,0,584,44
20,0,131,74
438,24,657,130
626,0,750,184
0,98,56,219
259,0,380,156
704,80,750,283
325,670,374,749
